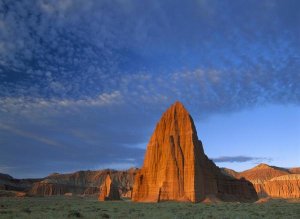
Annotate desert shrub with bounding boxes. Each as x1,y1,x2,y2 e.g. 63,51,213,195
68,210,82,218
128,208,135,213
22,208,31,214
101,213,110,218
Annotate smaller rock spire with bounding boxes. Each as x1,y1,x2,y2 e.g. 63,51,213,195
98,174,120,201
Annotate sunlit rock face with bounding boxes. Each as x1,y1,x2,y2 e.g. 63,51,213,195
132,102,205,202
98,174,120,201
258,174,300,198
132,101,258,202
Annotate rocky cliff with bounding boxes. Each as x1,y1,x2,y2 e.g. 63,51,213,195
289,168,300,174
28,168,137,197
0,173,41,193
220,164,300,198
132,101,258,202
254,174,300,198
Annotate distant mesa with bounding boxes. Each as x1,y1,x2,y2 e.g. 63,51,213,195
132,101,258,202
98,174,120,201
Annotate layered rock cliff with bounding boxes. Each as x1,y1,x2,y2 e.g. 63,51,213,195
289,168,300,174
254,174,300,198
28,168,137,197
220,164,300,198
132,101,258,202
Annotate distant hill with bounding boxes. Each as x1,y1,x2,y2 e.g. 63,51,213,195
0,173,41,192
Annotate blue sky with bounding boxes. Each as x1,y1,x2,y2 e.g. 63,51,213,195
0,0,299,178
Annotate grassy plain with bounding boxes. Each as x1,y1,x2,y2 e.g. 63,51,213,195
0,196,299,219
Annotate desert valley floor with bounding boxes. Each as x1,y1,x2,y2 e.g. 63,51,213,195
0,196,300,219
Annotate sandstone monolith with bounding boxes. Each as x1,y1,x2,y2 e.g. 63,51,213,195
132,102,205,202
132,101,258,202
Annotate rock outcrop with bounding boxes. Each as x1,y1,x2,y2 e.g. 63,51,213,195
29,182,84,196
98,174,120,201
0,173,40,192
254,174,300,198
132,101,258,202
219,164,300,199
28,169,137,197
289,168,300,174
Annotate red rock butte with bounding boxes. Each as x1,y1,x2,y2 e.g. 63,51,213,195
132,101,258,202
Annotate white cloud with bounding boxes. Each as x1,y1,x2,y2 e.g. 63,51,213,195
0,90,123,116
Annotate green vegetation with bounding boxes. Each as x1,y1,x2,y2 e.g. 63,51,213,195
0,196,299,219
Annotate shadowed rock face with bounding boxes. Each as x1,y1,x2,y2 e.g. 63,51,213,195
132,101,258,202
0,173,41,193
98,174,120,201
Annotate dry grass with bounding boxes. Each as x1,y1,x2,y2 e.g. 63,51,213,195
0,196,299,219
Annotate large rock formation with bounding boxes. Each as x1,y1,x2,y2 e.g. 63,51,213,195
132,101,258,202
28,169,137,197
220,164,300,198
98,174,120,201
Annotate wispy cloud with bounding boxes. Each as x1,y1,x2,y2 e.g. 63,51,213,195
0,123,65,148
212,156,272,163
